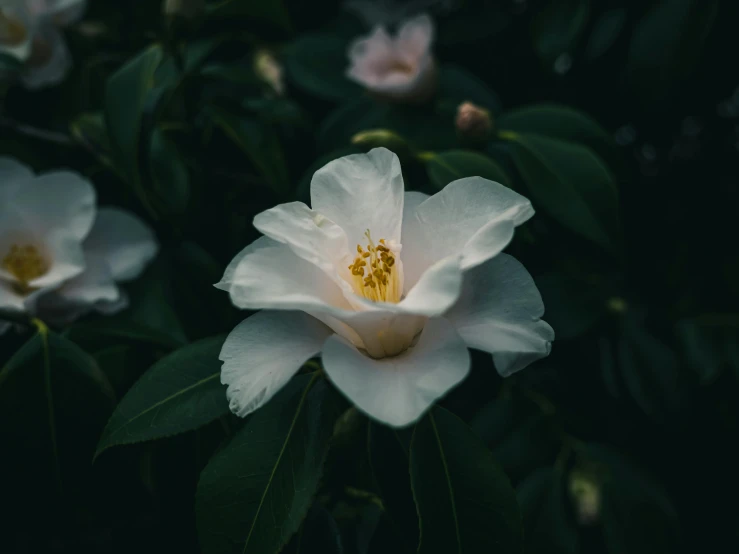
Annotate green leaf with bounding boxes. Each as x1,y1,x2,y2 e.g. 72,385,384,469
0,326,115,494
616,311,681,420
367,423,418,547
196,374,345,554
517,468,579,554
0,52,23,80
284,34,360,101
410,406,523,554
502,132,622,255
627,0,718,105
437,64,501,114
587,444,680,554
317,95,385,153
425,150,512,190
531,0,590,65
585,8,627,61
285,505,345,554
497,104,615,161
676,314,739,383
69,112,114,168
208,106,290,196
95,336,228,458
535,272,609,339
207,0,291,33
147,128,191,218
104,45,166,214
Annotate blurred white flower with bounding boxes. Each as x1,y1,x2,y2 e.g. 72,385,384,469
0,158,158,333
0,0,86,89
217,148,553,427
347,14,437,103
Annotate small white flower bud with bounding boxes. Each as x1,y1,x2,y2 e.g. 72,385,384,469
568,470,601,525
253,49,285,96
455,101,493,143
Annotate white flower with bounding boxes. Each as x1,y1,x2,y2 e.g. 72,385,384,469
0,157,158,334
217,148,553,427
346,14,436,103
0,0,86,89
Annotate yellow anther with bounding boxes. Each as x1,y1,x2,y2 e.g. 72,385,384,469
386,257,395,267
356,245,363,253
2,243,49,296
362,252,370,258
0,11,28,46
383,262,390,273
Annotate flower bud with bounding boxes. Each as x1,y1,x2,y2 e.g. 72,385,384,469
254,49,285,96
455,101,493,143
163,0,204,19
351,129,415,159
568,470,601,526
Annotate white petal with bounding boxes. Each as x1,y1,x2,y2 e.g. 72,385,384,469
399,190,432,290
0,3,34,61
0,158,33,196
21,26,72,90
13,169,96,240
321,317,470,427
220,311,332,417
415,177,534,270
40,0,87,25
396,14,434,62
253,201,349,273
216,237,352,313
28,233,86,288
83,207,158,282
54,253,119,305
398,255,463,316
311,148,404,248
0,282,25,312
445,254,554,377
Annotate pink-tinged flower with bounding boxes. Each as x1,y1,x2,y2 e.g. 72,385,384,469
0,0,87,89
216,148,554,428
0,158,158,333
347,14,437,103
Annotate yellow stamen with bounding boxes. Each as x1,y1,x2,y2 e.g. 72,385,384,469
1,243,49,296
348,229,401,303
0,10,27,46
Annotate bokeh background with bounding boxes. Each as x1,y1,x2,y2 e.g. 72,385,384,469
1,0,738,553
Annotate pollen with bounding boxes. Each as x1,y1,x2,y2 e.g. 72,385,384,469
2,244,49,295
349,230,401,303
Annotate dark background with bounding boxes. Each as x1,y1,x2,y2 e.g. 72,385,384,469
1,0,738,552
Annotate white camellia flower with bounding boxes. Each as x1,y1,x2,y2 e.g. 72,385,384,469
346,13,436,103
217,148,553,427
0,157,158,334
0,0,86,89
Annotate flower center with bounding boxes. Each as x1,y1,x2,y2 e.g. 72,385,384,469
387,59,415,75
0,10,28,46
348,230,401,304
2,244,49,295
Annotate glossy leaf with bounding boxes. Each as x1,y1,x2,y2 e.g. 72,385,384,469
284,34,360,100
196,375,345,554
587,445,680,554
0,326,115,494
367,423,418,547
531,0,590,65
517,468,579,554
585,8,627,61
410,406,523,554
503,132,622,255
207,0,291,33
676,314,739,383
148,128,191,218
627,0,718,104
437,64,501,114
497,104,614,160
209,106,290,196
104,45,166,211
425,150,511,190
95,335,228,458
